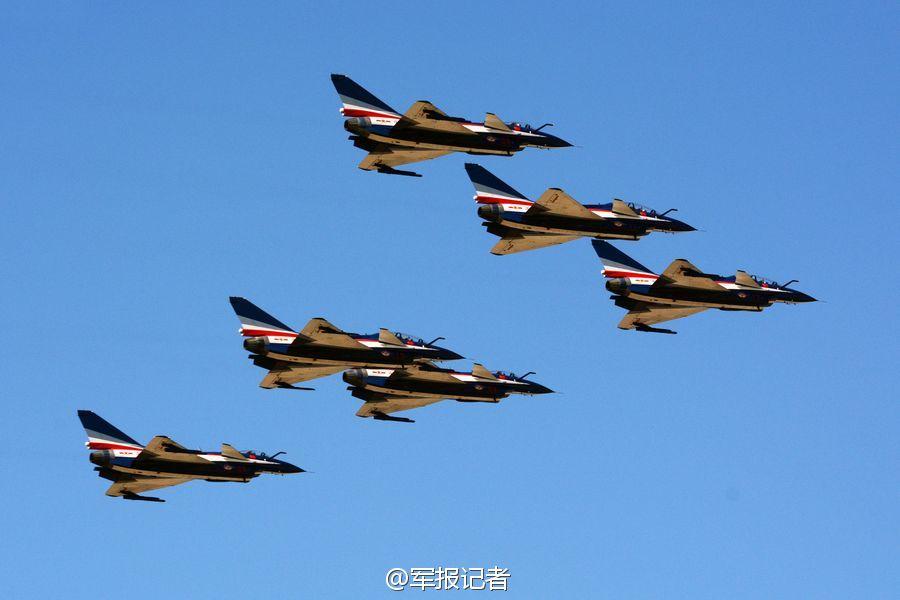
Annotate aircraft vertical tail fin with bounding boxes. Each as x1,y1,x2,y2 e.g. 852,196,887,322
330,74,400,119
229,297,296,337
464,163,532,207
591,240,656,278
78,410,143,451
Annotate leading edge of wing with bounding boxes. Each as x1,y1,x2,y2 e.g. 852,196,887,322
490,231,581,255
104,474,193,499
259,364,349,389
527,188,598,220
355,394,446,418
358,145,454,171
617,302,709,330
653,259,722,291
394,101,473,134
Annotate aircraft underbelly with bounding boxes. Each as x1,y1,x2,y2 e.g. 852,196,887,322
112,463,253,482
362,131,516,155
267,353,361,366
626,291,764,310
362,383,499,403
499,218,640,239
265,349,420,368
464,148,518,156
109,465,206,479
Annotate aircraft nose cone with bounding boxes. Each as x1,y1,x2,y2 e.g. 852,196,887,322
545,134,572,148
529,383,554,395
671,218,696,232
792,291,817,303
440,348,465,361
282,462,305,474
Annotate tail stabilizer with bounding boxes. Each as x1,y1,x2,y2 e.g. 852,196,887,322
78,410,143,451
330,74,400,119
591,240,656,278
464,163,531,207
229,297,296,337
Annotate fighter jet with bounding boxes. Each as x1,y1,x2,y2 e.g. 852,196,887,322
592,240,816,334
465,163,695,255
230,297,464,389
342,362,553,423
78,410,303,502
331,74,571,177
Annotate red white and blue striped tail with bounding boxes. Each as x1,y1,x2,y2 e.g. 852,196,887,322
229,297,297,338
591,240,657,279
464,163,533,208
78,410,143,451
330,74,401,119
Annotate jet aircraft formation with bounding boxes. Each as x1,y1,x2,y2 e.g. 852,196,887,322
329,74,814,331
79,74,815,502
230,296,552,422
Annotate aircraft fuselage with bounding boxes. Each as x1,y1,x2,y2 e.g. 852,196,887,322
345,119,570,155
245,338,459,370
89,451,299,483
343,368,552,402
480,205,694,240
608,280,812,311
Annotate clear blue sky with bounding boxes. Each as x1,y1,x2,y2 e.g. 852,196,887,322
2,2,897,598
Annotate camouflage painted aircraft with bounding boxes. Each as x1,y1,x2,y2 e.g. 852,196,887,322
78,410,302,502
343,362,553,423
330,74,571,177
465,163,695,255
592,240,816,334
230,297,463,389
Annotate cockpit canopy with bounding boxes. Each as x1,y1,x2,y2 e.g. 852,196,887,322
359,331,426,345
626,202,659,217
243,450,270,460
393,332,426,345
749,275,780,288
494,371,518,380
507,122,533,132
